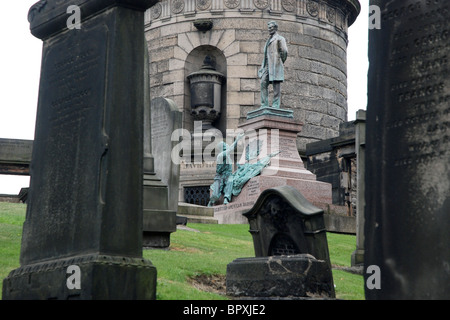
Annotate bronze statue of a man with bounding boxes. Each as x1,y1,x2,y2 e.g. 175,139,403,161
258,21,288,109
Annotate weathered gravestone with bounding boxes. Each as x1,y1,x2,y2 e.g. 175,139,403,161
365,0,450,299
151,98,181,213
226,185,335,298
2,0,158,299
142,97,181,248
0,139,33,175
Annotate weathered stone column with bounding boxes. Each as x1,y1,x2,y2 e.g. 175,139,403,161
365,0,450,299
351,110,365,267
2,0,158,300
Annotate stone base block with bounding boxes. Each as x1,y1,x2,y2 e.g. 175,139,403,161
2,254,157,300
143,232,172,248
351,249,365,267
226,254,335,298
143,209,177,248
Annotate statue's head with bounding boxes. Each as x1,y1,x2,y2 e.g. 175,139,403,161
268,21,278,34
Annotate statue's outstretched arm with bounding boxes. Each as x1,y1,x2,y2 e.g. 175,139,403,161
226,133,245,155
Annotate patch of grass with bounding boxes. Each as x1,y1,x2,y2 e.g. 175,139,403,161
0,202,365,300
144,224,254,300
333,269,365,300
327,232,358,267
0,203,26,299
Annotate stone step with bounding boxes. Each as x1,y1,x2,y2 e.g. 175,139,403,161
177,202,215,217
184,215,218,224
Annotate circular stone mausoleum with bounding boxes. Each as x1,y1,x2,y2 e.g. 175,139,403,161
144,0,360,203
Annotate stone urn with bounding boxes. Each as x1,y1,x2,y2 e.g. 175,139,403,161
187,56,225,130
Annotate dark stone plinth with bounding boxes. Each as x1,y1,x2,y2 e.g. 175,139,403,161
2,254,156,300
2,0,157,300
365,0,450,299
142,174,177,249
226,255,334,298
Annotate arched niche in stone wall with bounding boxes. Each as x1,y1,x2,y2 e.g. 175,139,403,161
184,45,227,134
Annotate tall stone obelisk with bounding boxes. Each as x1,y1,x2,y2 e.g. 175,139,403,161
2,0,158,299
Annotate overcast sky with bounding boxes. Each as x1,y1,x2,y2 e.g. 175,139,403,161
0,1,368,195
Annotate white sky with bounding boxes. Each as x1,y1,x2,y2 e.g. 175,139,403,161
0,1,368,195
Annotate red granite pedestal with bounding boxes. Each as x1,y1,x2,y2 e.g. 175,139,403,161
213,114,334,223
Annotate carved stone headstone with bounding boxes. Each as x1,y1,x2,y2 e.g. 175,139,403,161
226,186,335,298
151,97,182,212
365,0,450,299
141,98,181,248
2,0,157,300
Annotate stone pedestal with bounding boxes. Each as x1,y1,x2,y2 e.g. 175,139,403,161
2,0,157,300
213,114,333,223
143,174,176,248
226,255,334,299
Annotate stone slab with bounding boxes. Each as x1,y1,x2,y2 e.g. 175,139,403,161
226,254,334,298
246,107,294,120
0,139,33,164
2,254,156,300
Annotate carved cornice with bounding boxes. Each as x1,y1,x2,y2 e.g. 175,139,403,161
146,0,360,29
28,0,159,39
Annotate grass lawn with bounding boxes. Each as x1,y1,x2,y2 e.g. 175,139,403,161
0,202,364,300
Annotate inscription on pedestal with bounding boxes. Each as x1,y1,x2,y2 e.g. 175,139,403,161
247,179,260,197
278,137,298,159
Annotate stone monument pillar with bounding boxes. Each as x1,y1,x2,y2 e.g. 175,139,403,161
209,19,337,224
2,0,158,299
351,110,365,266
365,0,450,299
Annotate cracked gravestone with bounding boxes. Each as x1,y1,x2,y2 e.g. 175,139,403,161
226,185,335,298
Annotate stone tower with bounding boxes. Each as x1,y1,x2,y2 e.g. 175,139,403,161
145,0,360,204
